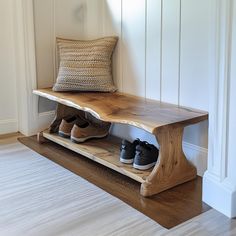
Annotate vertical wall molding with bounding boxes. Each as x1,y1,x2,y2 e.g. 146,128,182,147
121,0,146,97
102,0,123,91
178,0,182,105
144,0,147,98
204,0,232,180
0,0,19,135
14,0,54,135
161,0,181,104
14,0,38,135
120,0,124,92
146,0,162,100
52,0,56,83
160,0,163,101
203,0,236,218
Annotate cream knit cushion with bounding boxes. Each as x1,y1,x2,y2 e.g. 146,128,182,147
53,37,118,92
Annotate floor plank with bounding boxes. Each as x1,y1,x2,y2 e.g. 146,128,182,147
19,136,210,229
0,132,23,144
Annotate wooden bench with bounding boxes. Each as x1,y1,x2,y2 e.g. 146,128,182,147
33,88,208,197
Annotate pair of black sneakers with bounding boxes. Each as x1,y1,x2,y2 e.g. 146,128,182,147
120,139,159,170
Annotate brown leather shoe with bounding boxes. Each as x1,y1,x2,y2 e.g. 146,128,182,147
71,121,110,143
59,116,87,138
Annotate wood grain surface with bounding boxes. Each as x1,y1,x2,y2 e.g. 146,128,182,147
33,88,208,134
43,130,152,183
141,126,197,196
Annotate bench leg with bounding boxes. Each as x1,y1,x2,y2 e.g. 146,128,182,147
140,126,197,197
37,131,47,144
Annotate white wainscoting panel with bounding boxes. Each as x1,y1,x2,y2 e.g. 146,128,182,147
122,0,146,96
179,0,211,111
227,0,236,193
161,0,181,104
146,0,162,100
55,0,86,39
85,0,103,38
0,0,18,135
102,0,122,91
34,0,55,88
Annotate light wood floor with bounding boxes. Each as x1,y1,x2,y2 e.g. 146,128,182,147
0,134,236,236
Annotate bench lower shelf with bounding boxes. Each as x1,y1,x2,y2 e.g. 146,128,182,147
42,130,152,184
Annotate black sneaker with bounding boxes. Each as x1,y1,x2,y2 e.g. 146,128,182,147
120,139,140,164
133,142,159,170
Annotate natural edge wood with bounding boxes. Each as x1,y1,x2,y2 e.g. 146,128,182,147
33,88,207,197
33,88,208,134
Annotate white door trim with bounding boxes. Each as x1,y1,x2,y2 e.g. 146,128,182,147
203,0,236,218
13,0,54,136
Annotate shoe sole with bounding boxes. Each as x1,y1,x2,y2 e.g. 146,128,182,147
120,158,134,164
58,131,71,138
71,133,108,143
133,162,157,170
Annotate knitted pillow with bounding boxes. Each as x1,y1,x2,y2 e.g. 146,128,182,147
53,37,118,92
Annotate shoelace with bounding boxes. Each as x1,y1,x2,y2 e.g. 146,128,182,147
137,142,150,150
120,144,127,151
136,150,142,155
120,139,156,153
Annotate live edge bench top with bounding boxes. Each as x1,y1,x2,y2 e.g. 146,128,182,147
34,88,208,197
33,88,208,134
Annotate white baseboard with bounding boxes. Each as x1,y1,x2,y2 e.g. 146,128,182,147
0,119,18,135
183,142,208,177
203,171,236,218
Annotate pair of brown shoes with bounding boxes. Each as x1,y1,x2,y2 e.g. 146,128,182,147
58,115,110,143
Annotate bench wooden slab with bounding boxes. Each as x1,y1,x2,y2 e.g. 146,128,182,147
33,88,208,197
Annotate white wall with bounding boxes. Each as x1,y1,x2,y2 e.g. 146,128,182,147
33,0,211,175
0,0,18,135
101,0,210,151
